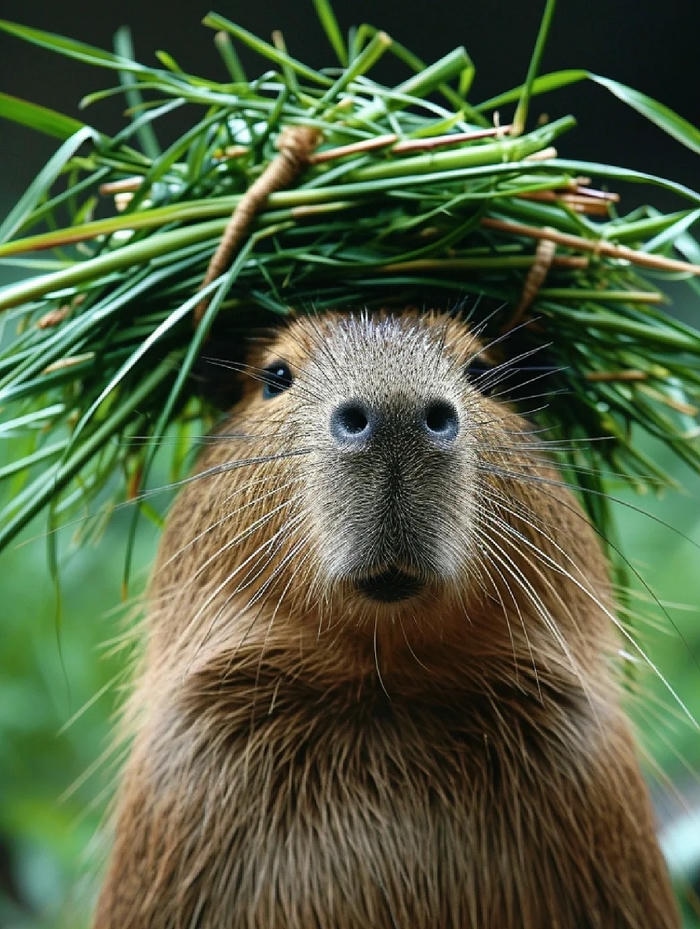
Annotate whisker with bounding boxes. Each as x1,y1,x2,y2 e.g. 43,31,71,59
476,458,699,553
477,523,590,687
470,533,541,697
161,477,302,575
479,489,697,726
175,511,308,657
373,613,391,700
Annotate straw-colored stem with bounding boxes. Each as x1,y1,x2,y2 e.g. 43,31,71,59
585,370,648,382
538,289,664,303
349,116,574,182
376,254,588,273
391,126,513,154
309,126,515,165
481,216,700,274
310,133,397,164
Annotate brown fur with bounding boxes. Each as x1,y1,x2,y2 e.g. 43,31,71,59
94,311,679,928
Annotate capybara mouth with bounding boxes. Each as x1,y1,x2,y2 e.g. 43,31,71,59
356,567,423,603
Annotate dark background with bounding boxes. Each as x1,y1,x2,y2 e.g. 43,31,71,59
0,2,699,927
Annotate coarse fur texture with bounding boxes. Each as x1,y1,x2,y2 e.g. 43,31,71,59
94,310,679,928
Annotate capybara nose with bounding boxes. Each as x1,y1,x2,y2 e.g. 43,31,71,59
422,399,459,443
329,398,459,448
329,400,375,444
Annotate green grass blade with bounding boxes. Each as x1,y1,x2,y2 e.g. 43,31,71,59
0,357,176,552
395,47,474,107
213,29,247,83
155,50,185,74
0,91,89,140
114,27,161,160
0,18,154,76
0,126,98,243
314,29,392,112
477,69,588,112
0,441,67,481
312,0,348,66
0,196,234,260
202,12,333,86
673,228,700,267
513,0,558,134
118,263,239,592
551,160,700,205
588,74,700,155
644,210,700,254
0,406,66,435
348,117,575,182
71,280,218,442
479,66,700,155
354,46,480,125
0,217,223,311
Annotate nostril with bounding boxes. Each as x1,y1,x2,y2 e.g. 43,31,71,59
330,401,373,444
424,400,459,442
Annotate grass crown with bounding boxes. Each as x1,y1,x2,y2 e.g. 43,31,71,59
0,0,698,576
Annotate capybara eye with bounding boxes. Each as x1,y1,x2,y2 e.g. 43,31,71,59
464,357,494,392
262,362,293,399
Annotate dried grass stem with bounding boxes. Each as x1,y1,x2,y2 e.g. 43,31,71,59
481,217,700,274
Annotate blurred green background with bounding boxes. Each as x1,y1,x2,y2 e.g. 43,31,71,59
1,0,699,925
